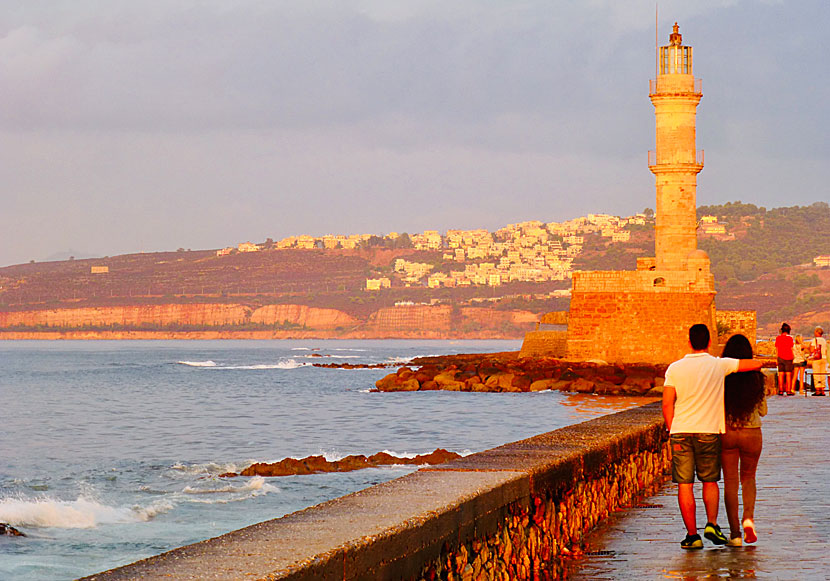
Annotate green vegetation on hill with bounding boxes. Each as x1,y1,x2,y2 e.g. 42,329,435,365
697,202,830,282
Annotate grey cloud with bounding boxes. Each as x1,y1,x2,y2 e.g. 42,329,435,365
0,0,827,267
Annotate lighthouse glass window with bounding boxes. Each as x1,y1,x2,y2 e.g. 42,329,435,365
660,46,692,74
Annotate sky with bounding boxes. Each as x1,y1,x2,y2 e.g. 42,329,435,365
1,0,827,267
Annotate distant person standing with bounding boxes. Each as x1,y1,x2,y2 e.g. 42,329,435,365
793,335,807,395
809,327,827,396
774,323,795,396
662,324,763,549
721,334,767,546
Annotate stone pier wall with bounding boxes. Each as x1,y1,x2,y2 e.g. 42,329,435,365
83,403,670,581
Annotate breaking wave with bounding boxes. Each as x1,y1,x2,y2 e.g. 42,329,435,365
181,476,278,504
0,496,172,529
168,461,244,477
182,476,277,496
176,359,307,370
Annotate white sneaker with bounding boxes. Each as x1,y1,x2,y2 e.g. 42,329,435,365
726,537,742,547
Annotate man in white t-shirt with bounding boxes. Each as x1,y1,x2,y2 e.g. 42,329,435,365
662,324,763,549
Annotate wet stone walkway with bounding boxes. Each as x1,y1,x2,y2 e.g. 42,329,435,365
567,394,830,580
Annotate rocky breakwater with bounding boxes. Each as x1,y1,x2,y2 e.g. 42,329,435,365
375,352,667,396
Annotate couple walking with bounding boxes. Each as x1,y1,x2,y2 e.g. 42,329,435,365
662,324,765,549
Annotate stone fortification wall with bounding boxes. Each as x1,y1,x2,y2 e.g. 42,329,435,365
566,287,716,364
571,268,714,294
82,403,669,581
519,330,568,358
540,311,568,326
716,310,757,344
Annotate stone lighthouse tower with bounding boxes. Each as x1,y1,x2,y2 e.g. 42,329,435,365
649,22,704,271
520,22,756,364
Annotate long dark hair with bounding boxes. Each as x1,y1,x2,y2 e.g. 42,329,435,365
722,334,765,425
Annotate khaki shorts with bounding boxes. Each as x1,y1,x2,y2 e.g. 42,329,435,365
670,433,721,484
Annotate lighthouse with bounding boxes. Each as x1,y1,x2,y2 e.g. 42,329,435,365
520,22,756,364
649,22,704,271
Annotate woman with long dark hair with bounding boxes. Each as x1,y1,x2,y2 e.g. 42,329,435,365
721,333,767,546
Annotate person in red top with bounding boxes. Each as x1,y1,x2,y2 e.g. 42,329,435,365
774,322,795,395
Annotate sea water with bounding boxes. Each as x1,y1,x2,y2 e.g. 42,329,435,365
0,340,650,580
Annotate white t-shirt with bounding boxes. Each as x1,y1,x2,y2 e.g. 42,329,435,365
810,336,827,360
665,352,739,434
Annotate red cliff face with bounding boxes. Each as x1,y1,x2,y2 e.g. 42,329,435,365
0,304,251,328
250,304,358,329
365,305,454,334
0,303,537,339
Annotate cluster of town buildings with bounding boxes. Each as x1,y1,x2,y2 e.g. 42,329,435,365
208,211,830,289
368,214,647,290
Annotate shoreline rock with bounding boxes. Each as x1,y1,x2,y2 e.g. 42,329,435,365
221,449,461,478
0,523,25,537
311,362,393,369
375,352,777,396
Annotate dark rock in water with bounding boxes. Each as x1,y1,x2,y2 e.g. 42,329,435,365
236,448,462,477
311,362,389,369
0,523,25,537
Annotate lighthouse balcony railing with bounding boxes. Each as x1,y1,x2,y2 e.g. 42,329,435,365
649,78,702,95
648,150,704,166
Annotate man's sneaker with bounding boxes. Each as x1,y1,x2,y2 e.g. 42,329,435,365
704,522,728,545
726,536,743,547
681,533,703,549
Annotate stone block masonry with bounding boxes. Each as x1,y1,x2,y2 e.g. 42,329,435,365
81,403,670,581
566,288,716,364
716,310,757,344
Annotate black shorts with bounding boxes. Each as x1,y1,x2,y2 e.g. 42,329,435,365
670,433,721,484
777,358,794,372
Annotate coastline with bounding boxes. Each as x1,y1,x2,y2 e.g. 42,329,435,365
0,330,526,341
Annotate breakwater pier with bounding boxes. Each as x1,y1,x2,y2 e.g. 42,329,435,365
79,394,826,580
82,403,670,580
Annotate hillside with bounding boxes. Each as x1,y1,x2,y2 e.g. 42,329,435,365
3,202,830,338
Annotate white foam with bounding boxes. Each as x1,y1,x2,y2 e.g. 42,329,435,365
291,347,311,351
379,449,419,459
176,359,308,370
272,359,307,369
168,461,242,477
178,360,217,367
0,496,173,529
385,356,416,364
182,476,277,496
215,362,304,370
